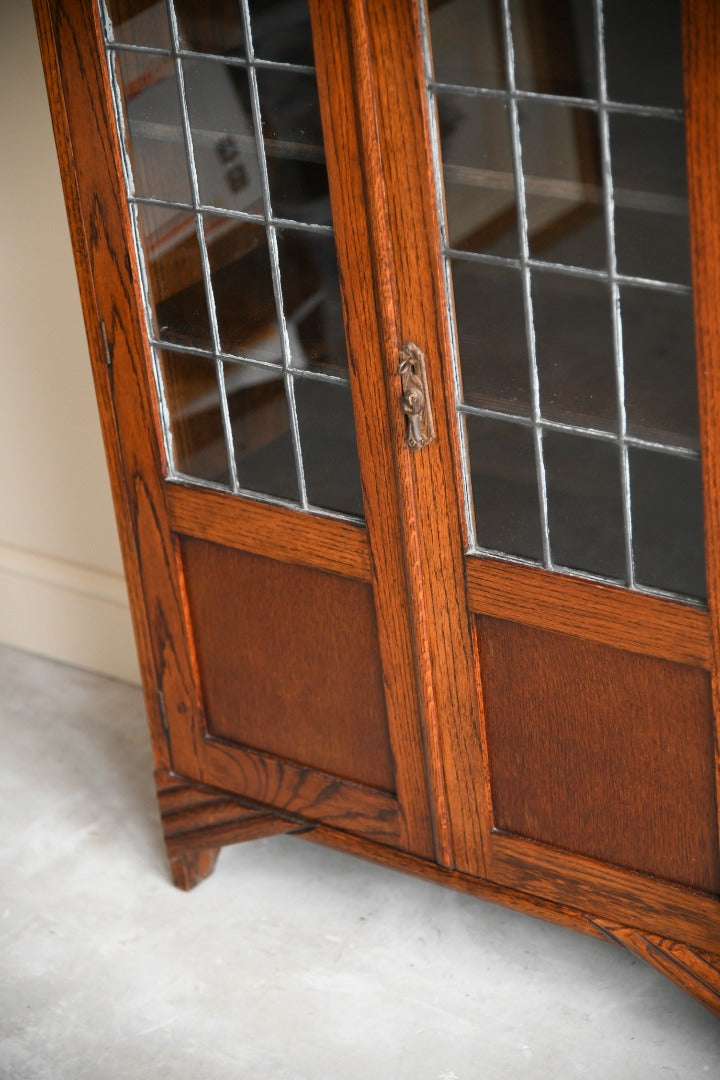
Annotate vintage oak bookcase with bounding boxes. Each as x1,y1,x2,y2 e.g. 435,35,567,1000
35,0,720,1013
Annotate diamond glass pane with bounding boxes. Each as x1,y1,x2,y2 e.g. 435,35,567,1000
424,0,705,601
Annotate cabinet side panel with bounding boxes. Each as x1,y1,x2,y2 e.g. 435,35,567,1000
180,536,396,793
479,615,720,894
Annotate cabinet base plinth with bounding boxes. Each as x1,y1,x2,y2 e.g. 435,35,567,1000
596,920,720,1017
155,771,306,889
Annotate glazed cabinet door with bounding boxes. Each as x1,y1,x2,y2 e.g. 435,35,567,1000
35,0,441,859
366,0,720,954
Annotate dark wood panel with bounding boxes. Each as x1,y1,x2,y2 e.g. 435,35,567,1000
167,483,372,581
479,616,720,894
466,556,711,668
181,536,396,793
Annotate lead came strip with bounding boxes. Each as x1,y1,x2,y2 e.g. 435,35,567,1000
422,0,705,604
99,0,364,524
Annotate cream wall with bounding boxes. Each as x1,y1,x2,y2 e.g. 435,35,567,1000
0,0,140,683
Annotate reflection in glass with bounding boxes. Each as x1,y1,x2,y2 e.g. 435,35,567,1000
225,362,299,502
544,432,625,580
630,449,706,600
611,114,691,285
511,0,596,98
249,0,314,66
159,348,230,484
604,0,683,110
436,94,516,256
520,101,605,269
174,0,246,56
183,58,263,214
256,69,330,225
533,272,616,431
465,415,542,560
115,50,192,204
204,216,279,361
451,260,529,413
137,203,212,350
428,0,505,89
622,287,698,450
294,380,363,516
277,230,347,376
105,0,171,48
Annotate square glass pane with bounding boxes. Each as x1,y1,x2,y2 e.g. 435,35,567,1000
451,259,530,414
428,0,505,89
510,0,597,99
203,216,279,362
533,271,617,431
248,0,314,66
183,58,263,213
224,362,299,502
604,0,684,110
622,286,698,450
115,50,192,204
174,0,246,57
436,93,516,256
277,229,347,376
611,114,691,285
294,379,364,517
137,203,212,350
544,431,625,580
105,0,171,48
158,348,230,484
519,101,606,270
465,415,542,560
256,69,330,225
630,449,706,600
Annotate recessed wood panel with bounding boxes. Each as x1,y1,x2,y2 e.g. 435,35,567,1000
478,616,720,894
180,537,395,793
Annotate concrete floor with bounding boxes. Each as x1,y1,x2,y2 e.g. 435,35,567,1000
1,643,719,1079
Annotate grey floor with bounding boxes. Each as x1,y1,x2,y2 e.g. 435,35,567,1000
1,644,719,1079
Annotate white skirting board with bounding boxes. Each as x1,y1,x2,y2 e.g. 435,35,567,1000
0,543,141,685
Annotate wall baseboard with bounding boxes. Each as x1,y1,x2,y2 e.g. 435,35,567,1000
0,543,141,684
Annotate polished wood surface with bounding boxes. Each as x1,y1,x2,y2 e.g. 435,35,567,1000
480,616,719,893
180,537,396,792
167,483,372,581
466,556,711,668
685,0,720,866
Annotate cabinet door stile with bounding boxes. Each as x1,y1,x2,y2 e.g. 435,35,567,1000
355,0,495,876
309,0,440,860
684,0,720,865
33,0,207,776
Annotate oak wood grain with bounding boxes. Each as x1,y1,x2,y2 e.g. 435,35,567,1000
180,537,396,793
189,738,402,845
480,616,720,894
33,0,206,776
347,0,494,875
310,0,437,859
684,0,720,883
466,556,711,668
597,921,720,1017
167,482,372,581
